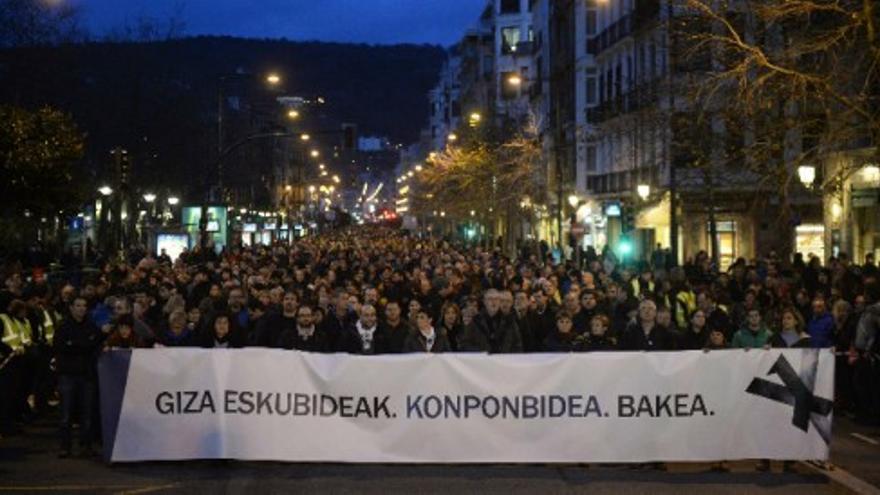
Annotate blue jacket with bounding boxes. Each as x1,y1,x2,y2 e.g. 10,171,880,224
807,312,834,348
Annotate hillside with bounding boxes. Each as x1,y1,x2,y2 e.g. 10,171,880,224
0,36,445,192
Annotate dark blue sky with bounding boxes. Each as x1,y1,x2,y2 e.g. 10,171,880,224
77,0,487,46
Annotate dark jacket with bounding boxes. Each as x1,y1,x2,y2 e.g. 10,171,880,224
459,310,523,353
158,327,196,347
678,324,710,350
54,317,102,376
252,311,296,348
543,331,584,353
277,326,329,353
380,320,413,354
336,323,391,354
526,307,556,352
581,334,617,352
806,312,835,348
198,328,247,349
402,330,451,353
618,321,675,351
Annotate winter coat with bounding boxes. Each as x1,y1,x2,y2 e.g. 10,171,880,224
54,317,102,376
459,310,523,353
807,312,835,348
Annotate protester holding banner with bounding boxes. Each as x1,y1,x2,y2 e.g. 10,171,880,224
770,308,812,349
277,305,328,352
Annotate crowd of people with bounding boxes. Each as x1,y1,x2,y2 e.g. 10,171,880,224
1,227,879,461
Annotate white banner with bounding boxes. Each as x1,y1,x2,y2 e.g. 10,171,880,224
100,348,835,463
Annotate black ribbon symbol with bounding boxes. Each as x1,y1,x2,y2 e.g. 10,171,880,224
745,353,833,444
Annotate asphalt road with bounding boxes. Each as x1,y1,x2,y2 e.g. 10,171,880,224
0,416,878,494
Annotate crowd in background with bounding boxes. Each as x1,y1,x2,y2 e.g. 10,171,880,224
1,227,879,459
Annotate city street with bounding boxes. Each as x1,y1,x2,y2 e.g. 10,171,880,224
1,416,878,494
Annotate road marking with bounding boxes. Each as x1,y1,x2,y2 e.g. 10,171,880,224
0,486,139,492
114,483,179,495
800,461,880,495
851,433,880,446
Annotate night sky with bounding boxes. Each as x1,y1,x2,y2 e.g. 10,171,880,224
77,0,487,46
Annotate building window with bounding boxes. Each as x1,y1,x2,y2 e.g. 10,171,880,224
586,145,597,172
586,72,597,105
501,26,521,54
500,0,520,14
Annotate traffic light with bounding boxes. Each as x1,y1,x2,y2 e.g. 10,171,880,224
342,123,357,151
621,204,636,234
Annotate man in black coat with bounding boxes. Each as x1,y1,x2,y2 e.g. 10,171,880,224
379,301,412,354
253,291,298,348
277,305,329,352
618,299,674,351
337,304,390,354
527,290,556,352
459,289,523,353
54,297,102,457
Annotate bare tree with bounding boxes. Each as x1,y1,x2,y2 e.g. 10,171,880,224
676,0,879,258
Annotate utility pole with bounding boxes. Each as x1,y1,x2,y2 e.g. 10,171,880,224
667,0,679,266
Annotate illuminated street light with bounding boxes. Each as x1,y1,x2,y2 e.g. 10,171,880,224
797,165,816,187
266,73,282,85
308,185,316,193
167,196,180,206
407,171,414,178
332,175,340,183
637,184,651,200
414,164,423,172
507,74,523,86
98,186,113,196
300,133,311,141
285,185,293,192
567,194,579,208
287,109,300,119
447,133,458,142
310,150,320,158
142,193,156,203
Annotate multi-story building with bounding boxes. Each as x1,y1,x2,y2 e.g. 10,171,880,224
427,51,462,151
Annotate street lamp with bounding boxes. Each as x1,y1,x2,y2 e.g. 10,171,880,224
415,164,423,172
567,194,579,208
167,196,180,206
98,186,113,196
507,74,523,87
287,109,300,120
300,133,311,141
637,184,651,200
469,112,482,127
143,193,156,203
798,165,816,187
266,73,282,85
447,133,458,142
310,150,320,158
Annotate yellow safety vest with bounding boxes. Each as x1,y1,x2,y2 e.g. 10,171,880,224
41,309,58,345
1,313,33,351
675,290,697,329
631,279,655,298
